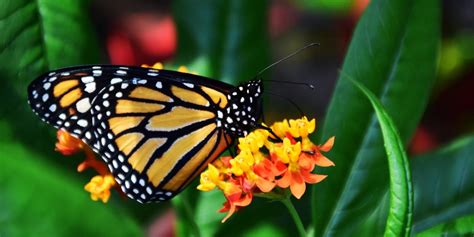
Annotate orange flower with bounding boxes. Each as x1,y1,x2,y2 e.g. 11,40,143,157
55,129,84,155
198,117,335,222
55,129,118,203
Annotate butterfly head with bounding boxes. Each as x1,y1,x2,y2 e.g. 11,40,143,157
221,80,263,137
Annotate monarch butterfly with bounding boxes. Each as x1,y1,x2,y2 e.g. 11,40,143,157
28,65,263,203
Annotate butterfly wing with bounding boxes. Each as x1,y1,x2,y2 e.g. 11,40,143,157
28,65,233,202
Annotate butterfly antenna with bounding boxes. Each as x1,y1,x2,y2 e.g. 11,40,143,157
255,42,320,78
264,79,315,89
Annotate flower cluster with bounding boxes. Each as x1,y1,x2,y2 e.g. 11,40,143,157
55,130,117,203
197,117,335,222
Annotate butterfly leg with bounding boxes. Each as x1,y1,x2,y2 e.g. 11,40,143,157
223,133,236,158
256,123,282,142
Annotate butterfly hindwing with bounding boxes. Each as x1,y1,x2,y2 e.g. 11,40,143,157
90,76,231,202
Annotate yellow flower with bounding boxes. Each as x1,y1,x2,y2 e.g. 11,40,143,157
141,62,164,69
238,130,268,153
84,175,116,203
230,150,254,176
288,116,315,138
273,138,302,164
271,119,291,138
271,117,316,139
197,164,221,191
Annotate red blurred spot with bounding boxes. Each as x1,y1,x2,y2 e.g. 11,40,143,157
269,1,298,37
106,13,176,65
147,208,175,237
409,126,438,155
107,31,136,65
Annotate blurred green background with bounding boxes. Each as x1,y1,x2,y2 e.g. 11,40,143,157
0,0,473,236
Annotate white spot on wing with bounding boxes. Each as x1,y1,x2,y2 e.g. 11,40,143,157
111,78,123,84
81,76,94,83
49,104,56,112
77,119,88,127
84,82,96,93
43,82,51,90
76,97,91,113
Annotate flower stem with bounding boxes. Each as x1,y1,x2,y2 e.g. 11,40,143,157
280,197,306,237
172,194,201,237
182,197,201,237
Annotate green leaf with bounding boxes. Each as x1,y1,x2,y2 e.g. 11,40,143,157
311,0,439,235
172,0,269,84
416,214,474,237
171,192,201,236
347,75,413,236
0,142,142,236
411,135,474,233
0,0,100,151
0,0,100,96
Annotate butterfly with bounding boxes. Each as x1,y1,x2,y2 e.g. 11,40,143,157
28,65,263,203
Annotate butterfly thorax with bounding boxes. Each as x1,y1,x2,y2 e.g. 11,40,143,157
218,80,263,137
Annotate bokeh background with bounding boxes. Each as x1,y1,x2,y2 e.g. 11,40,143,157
89,0,474,153
0,0,473,236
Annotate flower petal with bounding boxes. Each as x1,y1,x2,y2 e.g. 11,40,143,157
276,170,291,188
301,171,327,184
289,172,306,199
319,136,335,152
315,154,335,167
256,177,276,192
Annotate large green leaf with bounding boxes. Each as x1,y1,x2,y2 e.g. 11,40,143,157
172,0,269,84
0,0,100,150
348,76,413,236
312,0,439,235
412,135,474,233
0,143,142,236
416,214,474,236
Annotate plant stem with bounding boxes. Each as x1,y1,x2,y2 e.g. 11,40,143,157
182,196,201,237
172,194,201,237
281,197,306,237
